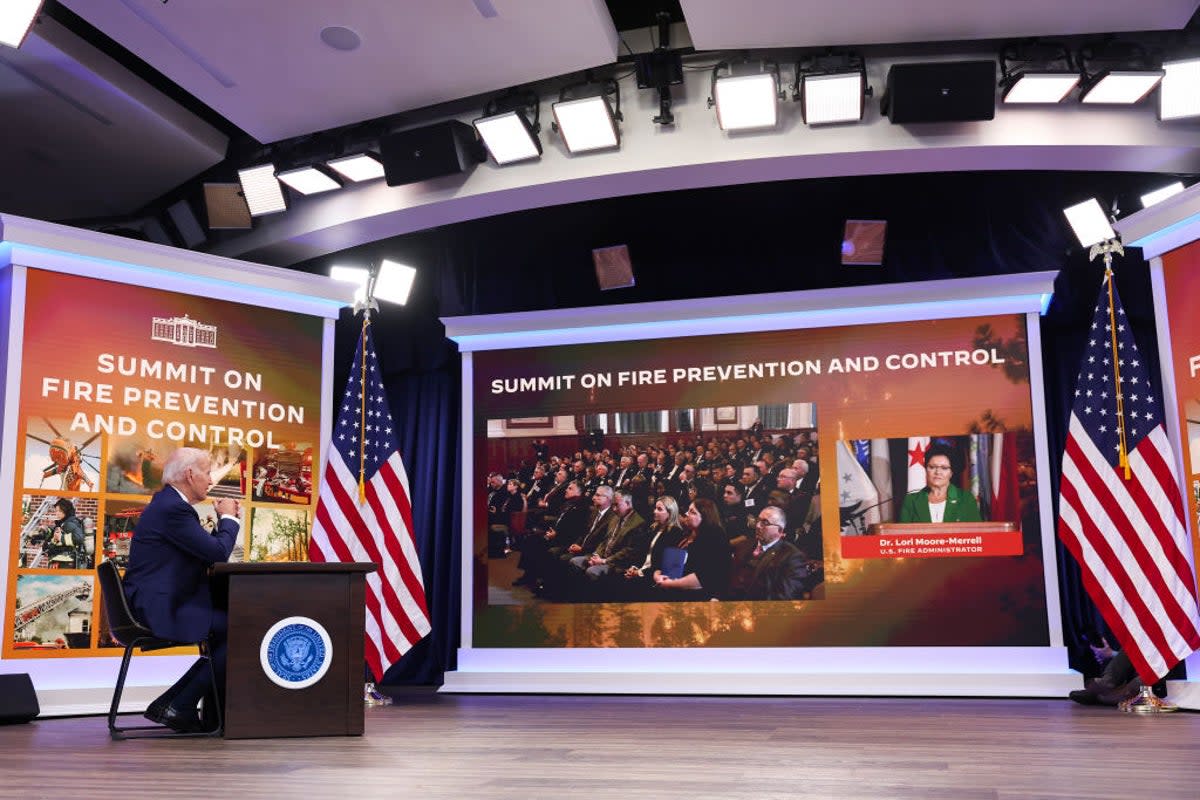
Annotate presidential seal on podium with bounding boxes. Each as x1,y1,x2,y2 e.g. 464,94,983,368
260,616,332,690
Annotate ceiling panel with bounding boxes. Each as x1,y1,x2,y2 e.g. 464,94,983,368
0,16,226,221
60,0,621,143
680,0,1198,49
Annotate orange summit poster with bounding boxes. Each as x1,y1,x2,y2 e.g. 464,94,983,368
6,269,323,659
1162,240,1200,585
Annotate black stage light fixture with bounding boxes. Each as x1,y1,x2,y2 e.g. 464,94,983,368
998,41,1079,104
1077,41,1163,104
237,164,287,217
474,89,542,165
379,120,484,186
1160,55,1200,120
792,52,870,125
709,57,785,131
203,183,253,230
881,60,996,123
634,11,684,126
552,72,623,153
167,198,206,248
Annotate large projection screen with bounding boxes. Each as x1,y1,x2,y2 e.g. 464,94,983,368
444,274,1075,696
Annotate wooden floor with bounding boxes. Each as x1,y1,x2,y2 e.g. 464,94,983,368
2,693,1199,799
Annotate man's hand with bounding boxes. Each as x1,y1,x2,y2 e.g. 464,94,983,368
567,543,582,554
214,497,240,518
544,529,557,540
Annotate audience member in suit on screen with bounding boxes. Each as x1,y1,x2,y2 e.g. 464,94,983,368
123,447,241,733
733,505,810,601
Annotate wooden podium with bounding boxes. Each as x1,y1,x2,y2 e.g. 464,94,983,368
211,562,376,739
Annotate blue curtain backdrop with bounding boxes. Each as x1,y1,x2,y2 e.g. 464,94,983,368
312,169,1188,684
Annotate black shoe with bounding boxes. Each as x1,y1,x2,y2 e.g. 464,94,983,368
144,703,205,733
1068,688,1100,706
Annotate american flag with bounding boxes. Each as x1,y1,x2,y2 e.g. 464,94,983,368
309,320,430,681
1057,272,1200,682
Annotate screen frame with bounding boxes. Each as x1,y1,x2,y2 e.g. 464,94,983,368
445,273,1072,695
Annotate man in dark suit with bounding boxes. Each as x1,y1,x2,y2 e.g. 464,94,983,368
123,447,240,733
514,480,589,588
611,455,636,488
740,465,770,513
571,488,648,582
735,505,809,600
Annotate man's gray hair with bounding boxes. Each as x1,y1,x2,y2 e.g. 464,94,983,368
162,447,210,486
763,504,787,529
594,485,614,500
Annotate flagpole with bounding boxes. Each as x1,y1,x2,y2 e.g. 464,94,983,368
358,310,370,503
1088,238,1179,714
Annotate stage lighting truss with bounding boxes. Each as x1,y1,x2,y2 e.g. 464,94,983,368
0,0,43,49
1077,41,1163,104
474,89,543,165
1159,56,1200,120
791,53,870,125
551,73,622,154
998,41,1080,104
236,164,287,217
709,59,785,131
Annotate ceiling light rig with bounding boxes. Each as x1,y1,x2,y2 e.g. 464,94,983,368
998,41,1080,104
633,11,684,126
1077,41,1163,105
792,52,871,125
709,57,785,131
473,89,543,165
552,72,623,154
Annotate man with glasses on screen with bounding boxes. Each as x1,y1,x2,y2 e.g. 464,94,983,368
734,506,809,601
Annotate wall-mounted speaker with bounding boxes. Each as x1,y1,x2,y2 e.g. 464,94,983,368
0,674,39,724
881,61,996,123
379,121,482,187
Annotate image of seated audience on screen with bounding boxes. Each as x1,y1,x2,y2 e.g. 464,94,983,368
483,406,823,605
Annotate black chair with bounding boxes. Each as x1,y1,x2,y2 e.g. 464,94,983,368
96,560,223,739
